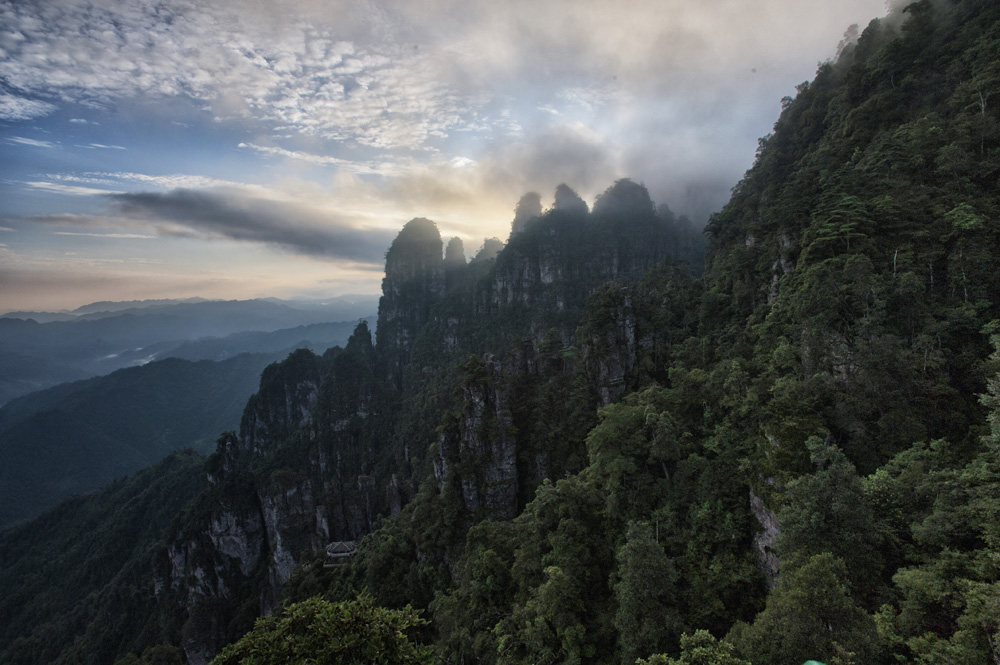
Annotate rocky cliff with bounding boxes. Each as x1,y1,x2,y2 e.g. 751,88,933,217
160,179,703,661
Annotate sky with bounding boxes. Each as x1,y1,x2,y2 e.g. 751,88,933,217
0,0,888,313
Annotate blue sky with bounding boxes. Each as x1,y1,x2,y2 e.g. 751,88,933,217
1,0,887,312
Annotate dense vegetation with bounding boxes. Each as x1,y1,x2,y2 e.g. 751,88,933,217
294,2,1000,663
0,352,280,527
0,451,207,664
211,595,432,665
1,1,998,664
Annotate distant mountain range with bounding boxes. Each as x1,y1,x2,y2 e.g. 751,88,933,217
0,296,379,405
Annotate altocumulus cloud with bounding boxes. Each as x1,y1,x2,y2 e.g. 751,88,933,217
107,189,397,264
1,0,888,229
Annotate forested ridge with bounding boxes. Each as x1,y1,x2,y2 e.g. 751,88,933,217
1,1,999,663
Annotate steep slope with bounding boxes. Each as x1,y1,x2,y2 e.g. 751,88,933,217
702,0,1000,477
141,180,701,664
0,353,279,526
0,450,207,665
320,3,1000,665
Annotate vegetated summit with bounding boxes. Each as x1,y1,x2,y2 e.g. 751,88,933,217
2,1,1000,664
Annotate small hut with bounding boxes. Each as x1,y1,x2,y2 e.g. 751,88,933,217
324,541,358,568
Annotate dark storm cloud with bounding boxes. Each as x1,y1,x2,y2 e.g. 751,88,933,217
107,189,395,264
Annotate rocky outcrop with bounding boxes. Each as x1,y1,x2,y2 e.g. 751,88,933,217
436,356,518,520
165,498,267,665
240,349,321,454
511,192,542,237
750,489,780,588
164,329,388,660
377,218,445,382
159,181,704,662
258,475,326,613
579,286,639,406
579,267,693,405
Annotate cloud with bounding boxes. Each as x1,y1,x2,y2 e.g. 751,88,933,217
374,122,618,231
24,213,123,227
51,231,154,239
0,226,15,232
42,172,273,194
7,136,57,148
0,0,487,151
0,92,56,121
76,143,126,150
106,189,396,263
2,0,888,229
238,142,393,174
25,181,123,196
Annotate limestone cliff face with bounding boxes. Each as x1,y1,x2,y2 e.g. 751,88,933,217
376,218,445,382
750,489,780,588
160,184,701,662
491,181,689,342
436,356,518,521
580,286,639,406
240,349,321,455
165,326,387,662
579,267,695,405
163,500,266,664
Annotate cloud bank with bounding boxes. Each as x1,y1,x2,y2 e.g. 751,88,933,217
0,0,889,310
106,189,396,264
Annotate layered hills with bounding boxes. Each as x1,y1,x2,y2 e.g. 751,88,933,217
2,1,999,664
0,353,279,527
0,297,377,406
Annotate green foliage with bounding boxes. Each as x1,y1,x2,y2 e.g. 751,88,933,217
637,630,751,665
7,5,1000,665
728,553,880,665
776,437,889,606
0,451,208,664
0,352,276,526
613,521,681,663
210,595,432,665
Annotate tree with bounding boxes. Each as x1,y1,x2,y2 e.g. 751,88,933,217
728,553,880,665
613,521,682,663
637,630,751,665
553,184,589,216
776,437,888,605
445,237,467,267
209,595,432,665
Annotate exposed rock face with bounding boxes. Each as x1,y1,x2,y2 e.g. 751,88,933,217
165,329,387,660
166,499,267,664
160,183,704,662
750,489,780,588
377,218,445,382
240,349,321,454
436,357,518,520
208,510,264,577
493,180,683,325
258,477,325,613
511,191,542,236
579,286,639,406
578,267,692,405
